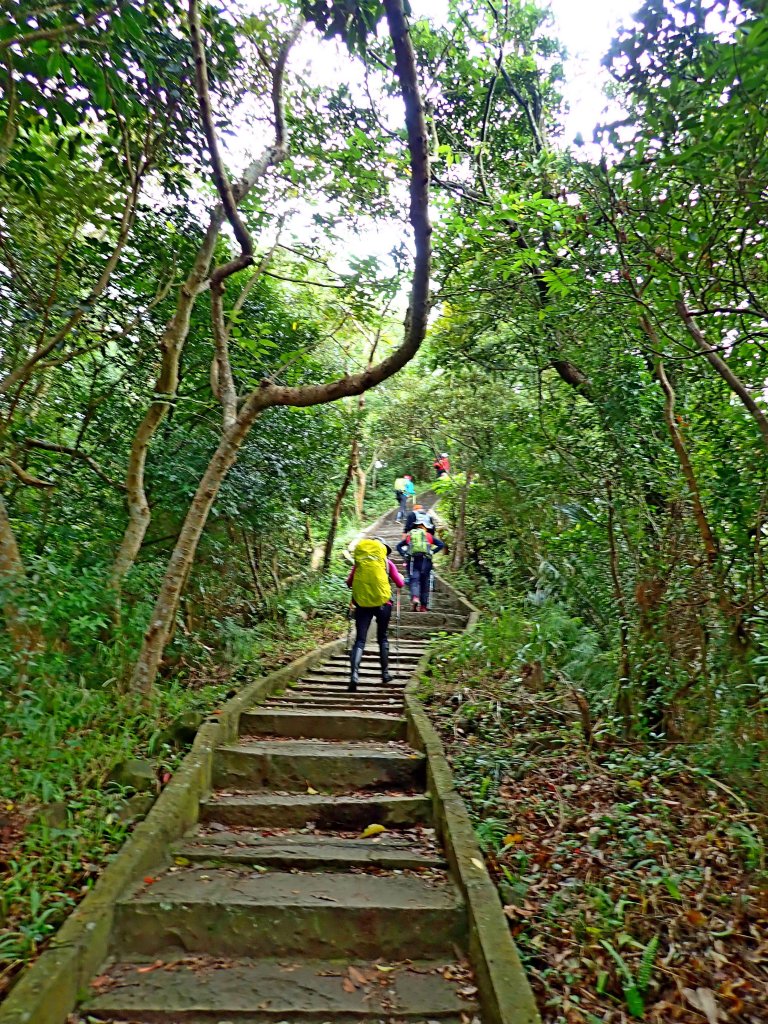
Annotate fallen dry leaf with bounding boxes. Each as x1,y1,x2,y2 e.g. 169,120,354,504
348,965,368,986
136,959,165,975
682,986,722,1024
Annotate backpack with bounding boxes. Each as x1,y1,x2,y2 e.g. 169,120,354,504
352,539,392,607
409,530,430,557
394,477,406,492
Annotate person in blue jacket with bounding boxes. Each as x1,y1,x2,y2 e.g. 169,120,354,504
403,474,415,511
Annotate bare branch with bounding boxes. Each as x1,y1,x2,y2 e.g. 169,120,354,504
188,0,252,256
22,439,126,490
676,299,768,449
1,456,54,488
0,5,113,51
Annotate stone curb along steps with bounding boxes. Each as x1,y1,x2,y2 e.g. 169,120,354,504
0,498,540,1024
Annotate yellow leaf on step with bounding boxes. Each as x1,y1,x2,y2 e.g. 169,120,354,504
359,824,388,839
174,856,191,867
471,857,485,871
306,786,318,795
376,965,396,972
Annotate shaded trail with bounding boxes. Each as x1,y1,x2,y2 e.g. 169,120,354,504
83,497,490,1023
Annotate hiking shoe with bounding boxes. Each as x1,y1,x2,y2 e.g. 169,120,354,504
418,605,428,612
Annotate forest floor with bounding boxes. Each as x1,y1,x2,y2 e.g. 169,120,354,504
419,659,767,1024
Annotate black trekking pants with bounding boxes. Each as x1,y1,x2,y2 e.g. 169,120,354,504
352,602,392,655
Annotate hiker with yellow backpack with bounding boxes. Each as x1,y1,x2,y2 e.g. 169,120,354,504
346,537,405,692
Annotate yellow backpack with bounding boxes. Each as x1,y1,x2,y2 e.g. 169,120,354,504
352,539,391,607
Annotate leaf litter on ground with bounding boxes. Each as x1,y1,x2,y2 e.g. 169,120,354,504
420,666,767,1024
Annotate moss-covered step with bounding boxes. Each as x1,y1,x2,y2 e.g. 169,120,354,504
211,739,425,793
200,791,433,830
112,867,467,960
84,955,481,1023
239,709,407,741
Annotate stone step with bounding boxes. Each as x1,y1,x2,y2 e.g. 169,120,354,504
212,739,425,793
326,654,425,665
396,612,468,628
265,703,405,718
302,668,411,682
85,955,479,1023
201,792,432,830
265,696,403,712
113,868,466,960
299,676,406,689
240,709,407,742
266,690,403,703
294,685,406,698
395,627,461,640
173,831,445,870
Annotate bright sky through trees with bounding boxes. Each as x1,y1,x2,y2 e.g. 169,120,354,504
410,0,641,142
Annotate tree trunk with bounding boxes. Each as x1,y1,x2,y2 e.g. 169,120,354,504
606,481,632,730
352,438,366,519
128,0,432,695
451,473,472,570
111,210,225,589
645,324,750,658
110,14,301,591
0,494,41,657
242,528,267,602
323,448,355,571
130,409,263,693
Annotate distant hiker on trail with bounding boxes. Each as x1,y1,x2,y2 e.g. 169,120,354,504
394,474,407,522
401,503,437,580
346,537,405,692
404,474,415,507
397,523,444,612
404,502,436,535
433,453,450,478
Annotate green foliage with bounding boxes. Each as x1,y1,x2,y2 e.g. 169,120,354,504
300,1,403,55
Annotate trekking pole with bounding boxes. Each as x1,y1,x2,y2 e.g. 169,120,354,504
395,588,401,678
345,604,353,652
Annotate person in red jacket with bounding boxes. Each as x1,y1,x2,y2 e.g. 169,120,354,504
433,452,450,478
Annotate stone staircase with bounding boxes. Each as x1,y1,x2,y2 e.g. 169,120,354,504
84,506,483,1023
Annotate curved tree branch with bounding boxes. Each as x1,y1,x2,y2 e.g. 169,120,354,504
129,0,432,694
22,439,126,490
188,0,251,256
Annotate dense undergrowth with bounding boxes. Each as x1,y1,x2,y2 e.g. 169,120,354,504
419,614,767,1024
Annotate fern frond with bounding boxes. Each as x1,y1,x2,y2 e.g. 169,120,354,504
637,934,660,993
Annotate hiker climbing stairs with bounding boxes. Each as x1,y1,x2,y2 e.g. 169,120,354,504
79,501,497,1024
